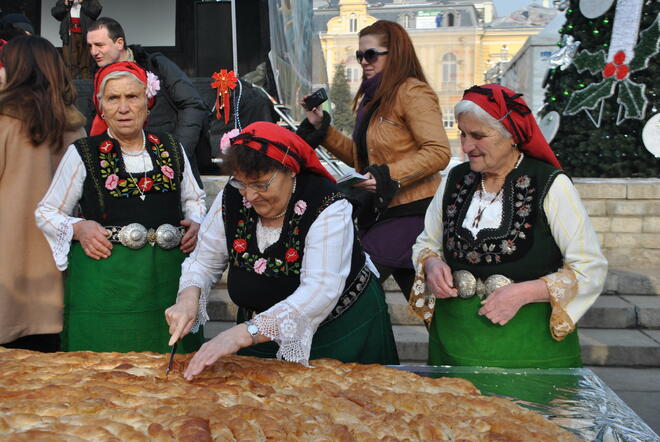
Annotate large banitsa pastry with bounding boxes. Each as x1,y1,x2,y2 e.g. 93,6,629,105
0,347,578,441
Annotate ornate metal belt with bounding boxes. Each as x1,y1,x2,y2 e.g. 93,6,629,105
452,270,513,299
106,223,184,250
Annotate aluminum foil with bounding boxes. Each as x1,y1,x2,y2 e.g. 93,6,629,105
391,366,659,441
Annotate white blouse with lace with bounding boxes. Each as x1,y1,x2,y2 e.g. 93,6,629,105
411,164,608,338
179,188,376,365
35,141,206,271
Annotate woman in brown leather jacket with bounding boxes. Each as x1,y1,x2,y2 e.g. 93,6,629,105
299,20,450,299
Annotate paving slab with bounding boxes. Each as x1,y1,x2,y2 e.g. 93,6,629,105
624,296,660,328
579,329,660,366
644,330,660,345
578,296,636,328
392,325,428,362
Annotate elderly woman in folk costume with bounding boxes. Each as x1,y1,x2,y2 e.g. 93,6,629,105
165,122,399,380
36,61,206,353
410,84,607,368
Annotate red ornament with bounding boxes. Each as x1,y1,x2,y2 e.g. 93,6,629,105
99,140,113,153
616,64,630,80
613,51,626,66
285,248,299,263
603,63,616,78
138,177,153,192
147,134,161,145
233,238,247,253
211,69,238,124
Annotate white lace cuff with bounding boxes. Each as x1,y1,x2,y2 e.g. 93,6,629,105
53,217,79,271
253,301,314,366
407,248,441,324
177,277,210,333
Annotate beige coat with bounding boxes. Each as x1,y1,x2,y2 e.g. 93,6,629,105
0,106,86,344
322,78,451,208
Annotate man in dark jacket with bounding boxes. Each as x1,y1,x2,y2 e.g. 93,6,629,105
86,17,207,182
52,0,102,79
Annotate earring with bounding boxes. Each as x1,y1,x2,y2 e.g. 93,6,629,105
101,113,105,119
147,110,150,115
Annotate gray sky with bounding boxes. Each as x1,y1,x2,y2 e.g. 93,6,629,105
492,0,534,17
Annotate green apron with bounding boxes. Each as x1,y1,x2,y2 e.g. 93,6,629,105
238,275,399,365
62,242,202,354
428,296,581,368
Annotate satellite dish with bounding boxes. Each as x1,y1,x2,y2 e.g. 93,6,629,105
642,113,660,158
539,111,561,143
580,0,615,19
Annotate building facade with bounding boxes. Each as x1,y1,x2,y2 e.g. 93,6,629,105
315,0,559,152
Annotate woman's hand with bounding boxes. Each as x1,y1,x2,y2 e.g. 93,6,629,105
73,220,112,260
478,280,548,326
180,219,200,253
424,257,457,298
300,96,324,129
352,172,377,192
183,324,253,380
165,288,200,346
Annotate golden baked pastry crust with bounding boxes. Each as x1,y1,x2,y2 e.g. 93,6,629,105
0,347,578,441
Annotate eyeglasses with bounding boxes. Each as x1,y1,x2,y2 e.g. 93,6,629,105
355,48,389,64
228,170,278,193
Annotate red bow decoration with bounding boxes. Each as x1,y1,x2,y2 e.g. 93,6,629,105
211,69,238,124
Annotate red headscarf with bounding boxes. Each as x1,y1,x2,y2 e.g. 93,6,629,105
0,39,7,69
90,61,156,136
230,122,336,182
461,84,561,169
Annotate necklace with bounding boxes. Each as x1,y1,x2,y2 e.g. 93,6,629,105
472,152,525,229
120,131,148,201
262,177,297,220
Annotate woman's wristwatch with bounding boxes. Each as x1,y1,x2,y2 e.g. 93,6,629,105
244,320,259,345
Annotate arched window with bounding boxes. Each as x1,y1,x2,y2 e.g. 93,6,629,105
447,13,455,27
349,14,358,33
442,53,458,87
403,14,410,28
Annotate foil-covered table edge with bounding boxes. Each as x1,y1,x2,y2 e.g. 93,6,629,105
389,365,659,441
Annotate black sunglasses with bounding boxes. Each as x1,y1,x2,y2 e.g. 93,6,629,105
355,48,389,64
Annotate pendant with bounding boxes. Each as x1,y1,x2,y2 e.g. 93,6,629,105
139,195,146,201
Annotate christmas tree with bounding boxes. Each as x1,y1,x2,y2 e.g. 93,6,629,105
543,0,659,177
330,63,355,134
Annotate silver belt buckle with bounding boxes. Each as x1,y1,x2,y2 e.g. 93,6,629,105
117,223,148,249
155,224,183,250
452,270,513,299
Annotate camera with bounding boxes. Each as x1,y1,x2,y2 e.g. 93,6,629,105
303,88,328,110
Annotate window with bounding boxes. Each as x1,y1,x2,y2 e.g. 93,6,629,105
403,14,410,28
346,67,361,82
447,13,455,27
443,108,455,128
442,53,458,86
349,14,358,33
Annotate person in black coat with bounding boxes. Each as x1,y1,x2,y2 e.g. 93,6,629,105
85,17,207,183
51,0,102,79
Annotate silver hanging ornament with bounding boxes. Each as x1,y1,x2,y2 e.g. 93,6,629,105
548,35,581,71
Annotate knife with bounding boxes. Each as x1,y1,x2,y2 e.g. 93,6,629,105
165,341,178,376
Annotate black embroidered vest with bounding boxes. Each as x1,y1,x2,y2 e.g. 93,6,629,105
442,157,564,282
223,173,368,319
74,132,184,227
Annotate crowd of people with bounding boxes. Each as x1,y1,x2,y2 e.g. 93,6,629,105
0,15,607,377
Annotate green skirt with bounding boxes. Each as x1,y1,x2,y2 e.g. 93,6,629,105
62,242,203,354
238,275,399,365
428,295,581,368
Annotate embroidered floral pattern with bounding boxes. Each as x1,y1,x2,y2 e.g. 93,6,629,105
443,171,536,265
97,135,178,198
229,198,305,276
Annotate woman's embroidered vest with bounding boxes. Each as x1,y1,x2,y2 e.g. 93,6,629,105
442,157,564,281
223,173,368,318
74,132,184,227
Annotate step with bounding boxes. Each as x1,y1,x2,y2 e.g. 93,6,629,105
208,288,660,330
202,321,660,367
604,269,660,296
